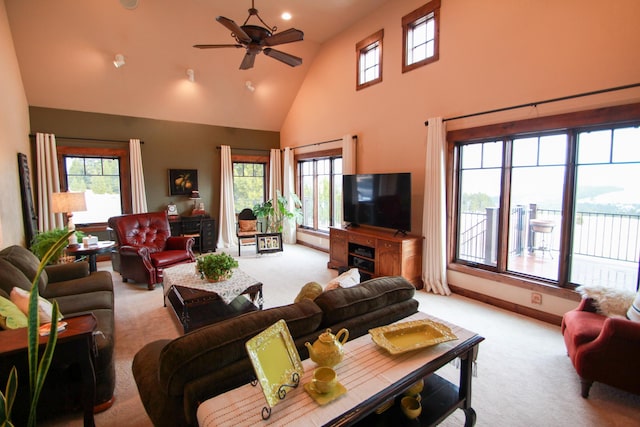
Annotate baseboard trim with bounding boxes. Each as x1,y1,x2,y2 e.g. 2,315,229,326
296,240,328,254
449,285,563,326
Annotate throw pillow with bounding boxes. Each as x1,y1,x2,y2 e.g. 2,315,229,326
627,291,640,322
294,281,323,303
576,284,636,317
0,296,28,330
325,268,360,291
10,287,62,324
238,219,257,232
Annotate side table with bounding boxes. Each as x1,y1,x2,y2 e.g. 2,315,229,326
0,314,98,426
65,241,116,272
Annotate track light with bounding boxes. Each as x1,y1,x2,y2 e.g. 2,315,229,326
245,80,255,92
113,54,125,68
186,69,195,82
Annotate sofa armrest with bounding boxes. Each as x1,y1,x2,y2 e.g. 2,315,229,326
42,270,114,299
45,261,90,282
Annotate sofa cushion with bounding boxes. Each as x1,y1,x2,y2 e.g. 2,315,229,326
10,287,62,323
0,258,33,296
158,298,323,395
325,267,360,291
627,291,640,322
314,276,415,327
0,245,48,294
0,296,28,329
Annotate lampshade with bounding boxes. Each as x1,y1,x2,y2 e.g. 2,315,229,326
51,192,87,214
189,190,201,200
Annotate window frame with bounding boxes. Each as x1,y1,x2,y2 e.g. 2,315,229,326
56,145,131,231
295,149,342,233
231,153,269,213
402,0,441,73
356,29,384,91
447,103,640,292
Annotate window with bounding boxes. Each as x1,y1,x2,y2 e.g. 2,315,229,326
232,155,267,212
356,29,383,90
449,103,640,292
402,0,440,73
57,146,131,226
297,152,343,232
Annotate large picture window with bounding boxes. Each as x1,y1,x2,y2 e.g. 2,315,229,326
297,152,343,232
57,146,131,226
233,157,267,212
449,104,640,292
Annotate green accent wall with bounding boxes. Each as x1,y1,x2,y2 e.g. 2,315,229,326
29,107,279,223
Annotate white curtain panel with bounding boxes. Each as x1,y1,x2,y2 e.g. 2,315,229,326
36,132,63,231
268,148,282,201
282,147,296,243
217,145,237,248
422,118,451,295
342,134,357,175
129,139,148,213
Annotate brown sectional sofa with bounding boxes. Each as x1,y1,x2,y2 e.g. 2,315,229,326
0,245,115,422
132,276,418,427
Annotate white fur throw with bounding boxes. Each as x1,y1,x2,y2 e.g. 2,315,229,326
576,285,636,317
627,291,640,322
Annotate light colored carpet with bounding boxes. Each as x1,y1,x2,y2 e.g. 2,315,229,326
42,244,640,426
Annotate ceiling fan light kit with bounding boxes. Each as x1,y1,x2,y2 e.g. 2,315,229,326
113,53,125,68
193,0,304,70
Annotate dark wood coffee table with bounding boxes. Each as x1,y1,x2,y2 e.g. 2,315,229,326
65,241,116,272
163,263,264,333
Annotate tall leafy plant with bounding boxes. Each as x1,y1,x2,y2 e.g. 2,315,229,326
253,191,302,233
0,232,70,427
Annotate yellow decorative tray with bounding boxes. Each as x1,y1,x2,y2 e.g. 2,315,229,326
304,381,347,405
369,319,458,355
246,319,303,408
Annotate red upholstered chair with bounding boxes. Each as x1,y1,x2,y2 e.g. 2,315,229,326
108,211,195,290
561,297,640,397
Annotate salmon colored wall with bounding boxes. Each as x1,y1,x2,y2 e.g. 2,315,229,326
282,0,640,234
0,1,30,247
281,0,640,315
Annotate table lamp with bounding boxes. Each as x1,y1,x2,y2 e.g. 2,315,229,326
190,190,205,215
51,191,87,246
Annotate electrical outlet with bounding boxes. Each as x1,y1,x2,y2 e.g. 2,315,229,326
531,292,542,305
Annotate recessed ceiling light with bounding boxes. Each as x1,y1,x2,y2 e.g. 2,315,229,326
281,12,292,21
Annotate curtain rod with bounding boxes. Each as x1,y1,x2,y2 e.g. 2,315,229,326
290,135,358,151
29,134,143,144
424,82,640,126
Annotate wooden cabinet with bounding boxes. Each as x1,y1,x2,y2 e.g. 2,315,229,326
169,215,217,253
328,226,423,288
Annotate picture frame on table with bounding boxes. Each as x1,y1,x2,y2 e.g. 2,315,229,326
256,233,283,254
169,169,198,196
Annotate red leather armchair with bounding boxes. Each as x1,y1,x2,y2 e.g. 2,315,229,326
561,297,640,397
108,211,195,290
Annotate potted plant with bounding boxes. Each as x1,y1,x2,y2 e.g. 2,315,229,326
253,191,302,233
30,228,85,265
196,252,239,282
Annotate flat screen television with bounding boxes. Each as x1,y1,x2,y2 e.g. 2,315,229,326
343,173,411,233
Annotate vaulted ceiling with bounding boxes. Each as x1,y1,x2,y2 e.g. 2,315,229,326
6,0,390,131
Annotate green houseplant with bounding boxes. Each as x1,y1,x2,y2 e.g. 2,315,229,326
253,191,302,233
30,228,85,265
1,231,71,427
196,253,239,282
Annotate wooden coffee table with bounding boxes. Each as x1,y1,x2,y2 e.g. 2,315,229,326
163,263,264,333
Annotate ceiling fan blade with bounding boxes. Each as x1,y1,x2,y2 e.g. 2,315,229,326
264,28,304,46
216,16,251,43
239,52,257,70
193,44,244,49
263,48,302,67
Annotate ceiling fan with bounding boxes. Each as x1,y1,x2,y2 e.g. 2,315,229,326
193,0,304,70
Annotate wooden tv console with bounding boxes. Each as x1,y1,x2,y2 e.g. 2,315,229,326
328,226,423,289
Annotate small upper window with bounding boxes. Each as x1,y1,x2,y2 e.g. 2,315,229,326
402,0,440,73
356,29,383,90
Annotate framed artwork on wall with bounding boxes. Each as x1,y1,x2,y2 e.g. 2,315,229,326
169,169,198,196
256,232,283,254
